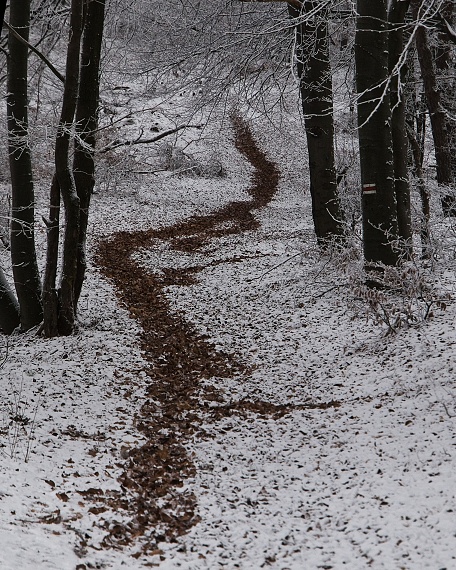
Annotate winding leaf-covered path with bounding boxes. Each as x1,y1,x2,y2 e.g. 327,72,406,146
96,115,337,552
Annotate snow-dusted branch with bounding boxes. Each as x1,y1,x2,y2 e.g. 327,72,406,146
239,0,303,11
438,12,456,44
97,124,202,154
3,21,65,83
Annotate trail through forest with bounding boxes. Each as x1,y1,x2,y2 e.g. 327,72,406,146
2,111,455,570
96,114,332,552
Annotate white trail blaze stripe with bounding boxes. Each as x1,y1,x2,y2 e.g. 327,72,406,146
363,183,376,195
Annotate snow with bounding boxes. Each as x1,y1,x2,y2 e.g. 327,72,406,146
1,86,456,570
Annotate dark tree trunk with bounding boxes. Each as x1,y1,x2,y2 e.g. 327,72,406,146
0,0,20,334
435,1,454,70
0,0,6,30
55,0,83,335
388,0,412,254
439,7,456,46
435,1,456,210
7,0,43,330
42,175,61,337
355,0,399,266
404,48,431,258
407,126,431,258
289,2,345,244
412,0,455,216
73,0,106,306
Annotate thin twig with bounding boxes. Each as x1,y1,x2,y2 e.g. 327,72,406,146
239,0,303,11
312,283,347,299
3,21,65,83
254,251,301,281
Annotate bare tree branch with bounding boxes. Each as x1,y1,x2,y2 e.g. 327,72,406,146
3,20,65,82
239,0,303,11
98,124,202,153
438,12,456,44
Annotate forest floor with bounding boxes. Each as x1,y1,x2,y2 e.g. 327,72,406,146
1,93,456,570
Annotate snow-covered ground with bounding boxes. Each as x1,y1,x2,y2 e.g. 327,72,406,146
1,85,456,570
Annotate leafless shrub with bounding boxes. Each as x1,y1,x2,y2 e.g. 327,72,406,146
158,143,225,178
295,236,450,336
349,262,450,335
0,378,40,462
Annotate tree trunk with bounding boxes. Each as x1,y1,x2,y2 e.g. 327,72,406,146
289,2,345,244
42,175,60,337
355,0,399,266
435,0,456,213
388,0,412,254
407,126,431,258
55,0,83,335
0,268,20,334
73,0,106,306
0,0,6,31
7,0,43,330
0,1,20,334
412,0,455,216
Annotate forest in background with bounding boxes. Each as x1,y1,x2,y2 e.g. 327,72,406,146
1,2,456,567
0,0,455,335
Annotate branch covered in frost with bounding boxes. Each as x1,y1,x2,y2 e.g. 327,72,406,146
98,124,202,153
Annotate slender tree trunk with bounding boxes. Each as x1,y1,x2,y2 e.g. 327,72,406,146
0,0,20,334
388,0,412,254
435,0,456,212
0,269,20,334
407,126,431,258
289,2,345,244
355,0,399,266
55,0,83,335
412,0,455,216
42,174,60,337
404,47,431,258
7,0,43,330
0,0,6,31
73,0,106,306
439,3,456,46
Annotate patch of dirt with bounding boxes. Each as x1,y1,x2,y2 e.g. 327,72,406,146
95,114,339,553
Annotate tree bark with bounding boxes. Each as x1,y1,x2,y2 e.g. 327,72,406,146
435,0,456,213
0,0,6,31
42,174,60,337
388,0,412,254
0,1,21,334
412,0,455,216
73,0,106,306
7,0,43,330
0,268,20,334
55,0,83,335
355,0,399,266
407,126,431,258
289,2,345,244
438,11,456,45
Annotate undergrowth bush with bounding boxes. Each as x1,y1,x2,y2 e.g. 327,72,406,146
0,374,39,462
348,262,450,335
158,142,225,178
297,238,450,336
